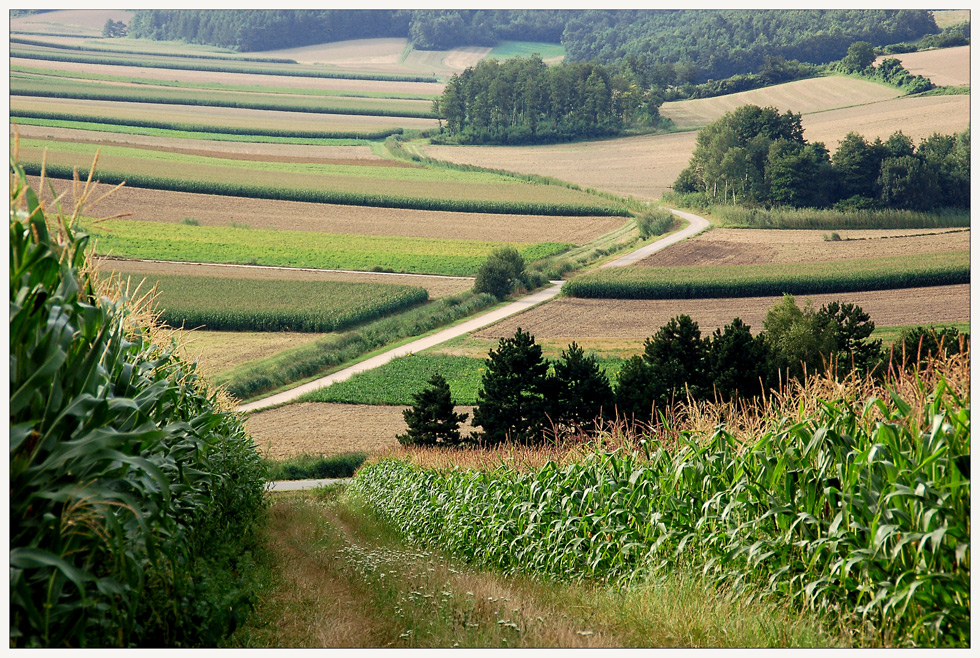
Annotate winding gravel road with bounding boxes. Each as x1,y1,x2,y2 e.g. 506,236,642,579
236,207,709,414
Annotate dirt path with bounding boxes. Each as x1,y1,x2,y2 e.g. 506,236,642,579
599,209,709,267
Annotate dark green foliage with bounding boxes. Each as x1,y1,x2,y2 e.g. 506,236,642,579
474,247,527,299
264,452,367,481
550,342,615,430
472,329,552,445
706,318,771,399
643,315,708,406
614,355,655,423
763,294,837,381
21,162,628,217
9,162,265,646
397,374,470,447
816,301,883,375
840,41,876,71
893,326,970,370
102,19,127,38
635,208,675,238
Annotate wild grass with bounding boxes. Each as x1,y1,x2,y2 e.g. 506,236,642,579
106,271,430,333
487,41,566,60
563,251,970,299
83,219,572,276
351,349,970,646
707,204,970,230
264,452,367,481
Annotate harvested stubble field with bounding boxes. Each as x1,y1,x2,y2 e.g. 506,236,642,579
421,131,698,201
12,97,439,133
245,402,477,460
99,258,475,299
177,330,329,378
660,76,903,131
10,57,446,96
34,179,623,245
475,284,970,342
874,45,970,87
800,95,971,151
9,9,130,35
638,228,970,267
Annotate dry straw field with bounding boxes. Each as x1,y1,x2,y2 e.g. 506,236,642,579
875,45,970,87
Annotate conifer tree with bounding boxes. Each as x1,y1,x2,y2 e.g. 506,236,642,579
397,373,468,447
551,342,614,430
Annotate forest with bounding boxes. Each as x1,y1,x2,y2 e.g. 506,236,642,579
673,105,971,211
128,9,940,82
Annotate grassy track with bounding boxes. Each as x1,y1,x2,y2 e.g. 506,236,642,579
84,219,572,276
10,76,437,118
107,271,429,333
564,251,970,299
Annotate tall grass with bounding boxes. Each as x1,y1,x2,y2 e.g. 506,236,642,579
350,352,970,647
563,251,970,299
710,205,970,230
9,158,266,646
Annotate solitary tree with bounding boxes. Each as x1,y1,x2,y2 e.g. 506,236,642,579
397,373,469,447
842,41,876,71
474,246,526,299
472,328,551,445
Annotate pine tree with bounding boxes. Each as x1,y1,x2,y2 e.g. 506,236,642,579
551,342,614,431
472,328,551,445
397,373,468,447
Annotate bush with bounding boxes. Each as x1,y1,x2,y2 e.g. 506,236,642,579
474,246,527,299
264,452,367,481
635,208,675,238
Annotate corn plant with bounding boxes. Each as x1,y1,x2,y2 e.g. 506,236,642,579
9,158,266,646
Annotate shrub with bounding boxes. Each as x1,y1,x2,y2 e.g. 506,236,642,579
635,208,675,238
474,246,527,299
397,373,470,447
264,452,367,481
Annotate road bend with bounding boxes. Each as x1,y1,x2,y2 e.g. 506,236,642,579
236,207,709,414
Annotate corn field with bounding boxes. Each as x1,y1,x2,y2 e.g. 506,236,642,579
350,367,970,646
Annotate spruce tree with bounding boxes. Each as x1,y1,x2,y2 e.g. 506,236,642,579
551,342,614,431
643,314,708,408
397,373,468,447
706,317,770,400
472,328,551,445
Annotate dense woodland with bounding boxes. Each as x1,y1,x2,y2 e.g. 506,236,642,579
674,105,971,211
128,9,941,82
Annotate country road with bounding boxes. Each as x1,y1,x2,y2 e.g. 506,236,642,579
236,208,709,413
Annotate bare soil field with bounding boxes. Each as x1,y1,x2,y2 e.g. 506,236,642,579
661,77,903,131
13,125,398,164
98,258,475,299
10,9,132,34
10,57,445,96
475,285,971,342
801,95,970,151
875,46,970,87
421,131,698,201
12,96,439,133
37,180,624,245
638,228,971,268
176,330,329,378
245,402,477,459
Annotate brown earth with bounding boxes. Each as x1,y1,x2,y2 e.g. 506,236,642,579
661,77,903,131
875,46,970,88
639,228,971,267
98,258,475,299
10,57,445,96
245,402,477,460
36,180,626,244
475,285,971,342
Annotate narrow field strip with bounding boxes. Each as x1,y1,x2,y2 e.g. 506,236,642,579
563,251,969,299
85,219,572,276
10,77,438,118
104,270,429,333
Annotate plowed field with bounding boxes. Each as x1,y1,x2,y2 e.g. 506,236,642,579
245,402,477,459
36,180,625,244
475,285,971,341
639,228,970,267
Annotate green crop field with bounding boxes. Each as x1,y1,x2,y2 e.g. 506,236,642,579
107,271,429,332
83,219,573,276
564,251,970,299
10,76,437,118
487,41,566,60
18,143,627,216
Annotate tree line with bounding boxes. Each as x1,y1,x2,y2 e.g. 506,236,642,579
433,56,665,145
398,296,969,447
673,105,970,211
